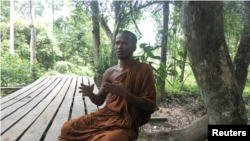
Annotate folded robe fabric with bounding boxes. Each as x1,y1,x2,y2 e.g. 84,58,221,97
58,60,156,141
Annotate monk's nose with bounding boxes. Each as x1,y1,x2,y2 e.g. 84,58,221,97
117,43,123,49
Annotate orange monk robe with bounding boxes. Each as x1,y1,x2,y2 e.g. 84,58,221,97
58,61,156,141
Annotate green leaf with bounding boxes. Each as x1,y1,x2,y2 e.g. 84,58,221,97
178,51,185,58
167,69,178,77
160,62,166,70
167,63,174,69
152,66,159,73
166,79,174,88
150,45,161,51
149,119,160,123
139,43,148,49
147,51,161,60
156,93,161,96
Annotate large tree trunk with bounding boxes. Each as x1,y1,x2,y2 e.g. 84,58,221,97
29,0,36,79
182,1,247,125
157,1,169,101
150,1,249,141
9,0,14,54
234,1,250,96
90,1,102,87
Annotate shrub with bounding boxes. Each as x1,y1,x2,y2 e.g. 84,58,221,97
54,61,74,74
70,55,85,66
1,53,44,87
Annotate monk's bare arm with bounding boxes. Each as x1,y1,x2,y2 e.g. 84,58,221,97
87,69,111,106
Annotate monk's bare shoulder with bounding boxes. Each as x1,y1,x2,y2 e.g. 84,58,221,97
102,65,118,83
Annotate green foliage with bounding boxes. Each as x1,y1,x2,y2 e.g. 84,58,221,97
135,43,178,87
96,54,110,76
70,55,85,66
54,61,74,74
223,1,245,60
53,61,94,77
36,21,62,70
54,16,93,65
1,93,9,98
1,53,44,87
0,1,10,23
1,18,62,70
137,128,149,141
72,65,94,77
149,119,160,124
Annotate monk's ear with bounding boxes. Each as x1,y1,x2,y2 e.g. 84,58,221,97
133,45,137,52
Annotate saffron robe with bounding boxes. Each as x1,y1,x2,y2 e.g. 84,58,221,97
58,61,156,141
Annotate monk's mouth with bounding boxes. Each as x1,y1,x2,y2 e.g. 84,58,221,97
117,51,123,55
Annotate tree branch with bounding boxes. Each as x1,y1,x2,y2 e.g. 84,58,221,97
133,1,138,9
129,2,143,36
100,17,112,42
117,1,130,19
124,1,161,18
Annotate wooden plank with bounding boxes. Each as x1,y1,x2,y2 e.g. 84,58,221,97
44,76,77,141
1,77,52,110
19,77,73,141
1,77,46,104
84,77,99,114
71,76,85,119
0,77,66,141
88,77,106,109
0,77,61,135
1,76,57,120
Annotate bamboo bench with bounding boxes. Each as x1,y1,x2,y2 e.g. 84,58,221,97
1,76,103,141
1,75,167,141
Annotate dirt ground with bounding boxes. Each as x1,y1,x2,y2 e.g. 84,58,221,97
138,93,206,141
138,93,250,141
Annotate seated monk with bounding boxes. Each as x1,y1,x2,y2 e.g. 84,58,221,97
58,30,156,141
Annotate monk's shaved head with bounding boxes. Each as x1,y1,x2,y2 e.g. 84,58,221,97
118,31,137,45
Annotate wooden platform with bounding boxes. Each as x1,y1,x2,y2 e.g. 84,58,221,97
1,76,102,141
1,75,166,141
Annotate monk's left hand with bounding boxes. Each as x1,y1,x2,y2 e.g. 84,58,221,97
102,81,128,97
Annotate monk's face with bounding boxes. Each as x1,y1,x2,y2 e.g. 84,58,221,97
115,33,136,60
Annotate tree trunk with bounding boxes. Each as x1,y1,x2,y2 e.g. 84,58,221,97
100,18,112,43
157,1,169,101
147,115,209,141
109,1,122,66
179,45,187,82
9,0,14,54
91,1,102,87
29,0,36,79
150,2,249,141
182,1,247,125
52,0,54,31
114,1,121,25
234,1,250,96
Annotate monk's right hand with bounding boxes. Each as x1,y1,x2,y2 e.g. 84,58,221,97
79,83,94,97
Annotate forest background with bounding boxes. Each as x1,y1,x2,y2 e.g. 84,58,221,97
1,0,250,136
